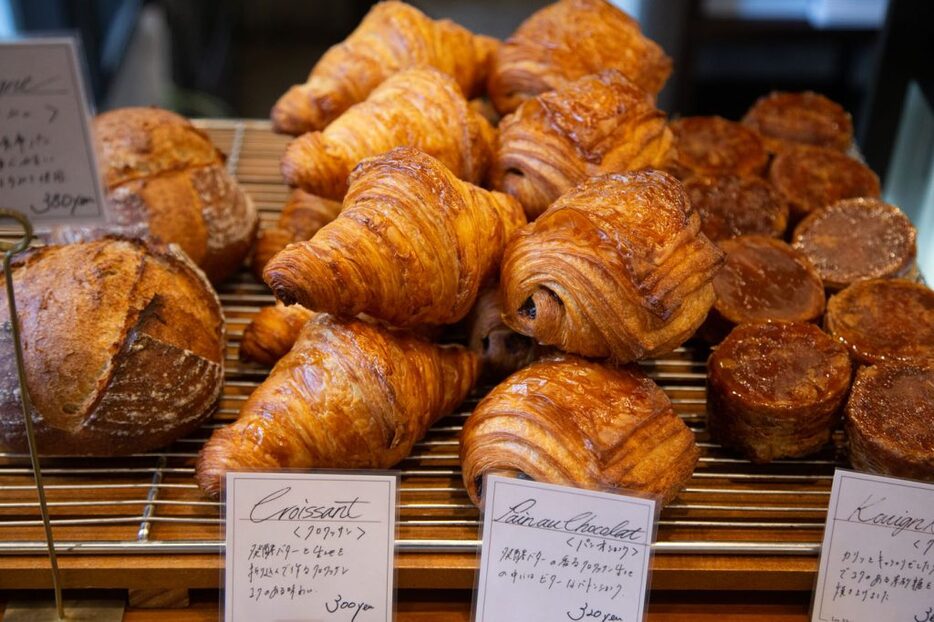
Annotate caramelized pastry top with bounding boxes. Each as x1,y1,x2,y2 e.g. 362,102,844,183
684,175,788,242
489,69,673,219
846,363,934,465
488,0,671,113
668,116,768,179
460,354,698,505
713,236,825,325
501,169,722,362
769,145,880,218
709,322,852,408
825,279,934,365
792,197,917,290
742,91,853,152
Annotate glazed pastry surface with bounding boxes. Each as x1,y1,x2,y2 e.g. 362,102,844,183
501,169,722,362
197,314,478,498
281,67,496,199
272,1,497,135
488,0,671,114
460,355,698,506
489,69,672,219
268,147,526,327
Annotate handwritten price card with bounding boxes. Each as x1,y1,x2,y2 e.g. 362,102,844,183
225,471,397,622
475,476,655,622
812,469,934,622
0,38,106,226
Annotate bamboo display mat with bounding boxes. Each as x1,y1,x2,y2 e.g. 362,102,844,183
0,120,839,591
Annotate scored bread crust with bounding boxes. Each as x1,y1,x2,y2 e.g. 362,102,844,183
0,238,224,455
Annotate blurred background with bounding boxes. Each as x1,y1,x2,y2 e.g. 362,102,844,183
1,0,931,273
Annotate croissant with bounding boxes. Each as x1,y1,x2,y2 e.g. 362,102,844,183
267,147,526,327
250,190,342,281
488,0,671,114
489,69,673,219
281,67,496,199
239,303,316,367
271,1,498,135
460,355,699,506
501,169,723,362
466,285,538,382
197,314,478,498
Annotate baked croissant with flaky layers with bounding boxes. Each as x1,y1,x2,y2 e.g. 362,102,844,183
460,355,699,506
489,0,671,114
267,147,526,327
501,169,723,362
271,1,498,135
250,190,342,281
239,303,316,367
489,69,672,219
197,314,478,498
281,67,496,200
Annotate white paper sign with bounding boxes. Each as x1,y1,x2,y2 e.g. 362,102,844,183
475,476,656,622
0,38,106,227
225,471,397,622
812,469,934,622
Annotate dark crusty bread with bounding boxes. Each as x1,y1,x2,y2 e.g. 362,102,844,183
0,238,224,455
54,107,258,284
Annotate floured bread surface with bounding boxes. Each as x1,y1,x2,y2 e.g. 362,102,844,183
0,238,224,455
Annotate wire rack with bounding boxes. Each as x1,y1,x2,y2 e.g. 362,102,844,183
0,120,841,560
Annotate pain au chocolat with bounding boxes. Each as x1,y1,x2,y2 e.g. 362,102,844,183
742,91,854,153
500,169,722,363
769,145,880,219
460,355,699,506
845,363,934,481
488,0,671,114
489,69,673,220
792,198,917,291
667,116,768,179
824,279,934,365
703,236,825,342
684,174,788,243
707,322,852,463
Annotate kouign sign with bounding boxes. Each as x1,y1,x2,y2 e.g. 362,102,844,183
475,475,656,622
0,38,106,227
225,471,397,622
812,469,934,622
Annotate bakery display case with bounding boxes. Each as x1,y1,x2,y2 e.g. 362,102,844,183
1,0,932,619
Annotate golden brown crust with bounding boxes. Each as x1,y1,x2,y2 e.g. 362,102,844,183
684,175,788,243
489,0,671,114
0,238,224,455
769,145,880,219
460,355,699,506
792,198,917,291
710,236,825,330
489,69,673,219
250,190,342,281
824,279,934,365
667,116,768,179
271,1,498,135
196,315,478,498
466,285,538,382
500,169,722,362
742,91,854,153
59,108,259,284
845,363,934,481
707,322,852,463
268,147,525,327
281,67,496,199
239,303,316,367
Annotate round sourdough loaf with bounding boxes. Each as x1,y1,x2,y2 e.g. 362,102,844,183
53,107,258,284
0,237,224,455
